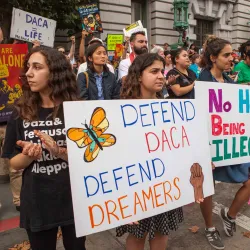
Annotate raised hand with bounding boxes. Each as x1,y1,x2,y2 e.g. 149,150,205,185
82,30,89,38
32,40,41,48
70,36,75,44
190,163,204,204
16,140,42,160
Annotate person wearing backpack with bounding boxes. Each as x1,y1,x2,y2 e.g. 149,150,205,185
77,43,120,100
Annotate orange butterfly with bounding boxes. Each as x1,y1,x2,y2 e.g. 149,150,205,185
67,107,116,162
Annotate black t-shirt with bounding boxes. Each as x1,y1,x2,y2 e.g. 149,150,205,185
166,68,196,99
2,106,74,232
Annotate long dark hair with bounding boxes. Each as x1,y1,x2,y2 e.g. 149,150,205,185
86,43,108,72
170,48,186,65
200,35,231,69
120,53,165,99
16,47,79,121
239,40,250,59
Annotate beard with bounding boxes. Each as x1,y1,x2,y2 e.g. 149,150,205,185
134,45,148,55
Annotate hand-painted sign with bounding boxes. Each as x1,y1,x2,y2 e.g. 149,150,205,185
10,8,57,47
196,81,250,166
64,99,214,237
0,44,28,122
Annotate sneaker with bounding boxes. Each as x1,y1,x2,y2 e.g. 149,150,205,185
205,229,225,250
219,207,236,237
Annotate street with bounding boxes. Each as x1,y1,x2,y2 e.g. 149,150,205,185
1,181,249,250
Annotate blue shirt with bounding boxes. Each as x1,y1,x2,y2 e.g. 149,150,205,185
189,63,200,78
94,72,104,100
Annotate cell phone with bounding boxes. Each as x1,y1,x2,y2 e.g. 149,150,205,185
233,71,240,76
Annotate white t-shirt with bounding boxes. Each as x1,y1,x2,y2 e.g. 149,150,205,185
118,58,131,80
77,62,114,76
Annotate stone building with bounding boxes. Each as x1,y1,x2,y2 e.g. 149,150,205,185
55,0,250,51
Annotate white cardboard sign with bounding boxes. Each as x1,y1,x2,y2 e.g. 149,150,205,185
63,99,214,237
10,8,57,47
196,81,250,167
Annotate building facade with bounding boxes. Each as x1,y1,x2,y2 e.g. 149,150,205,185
55,0,250,50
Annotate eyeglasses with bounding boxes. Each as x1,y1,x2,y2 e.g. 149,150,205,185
59,50,65,54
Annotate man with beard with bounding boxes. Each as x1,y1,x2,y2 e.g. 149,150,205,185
118,31,148,81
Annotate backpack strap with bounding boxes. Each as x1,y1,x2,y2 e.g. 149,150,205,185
83,71,89,89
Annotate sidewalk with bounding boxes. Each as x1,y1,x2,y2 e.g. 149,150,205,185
1,181,250,250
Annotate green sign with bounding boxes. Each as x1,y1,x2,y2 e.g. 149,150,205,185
107,34,123,51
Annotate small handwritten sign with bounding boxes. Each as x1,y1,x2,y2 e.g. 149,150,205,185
64,99,214,237
10,8,57,47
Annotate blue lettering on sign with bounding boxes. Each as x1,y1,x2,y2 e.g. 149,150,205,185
26,14,48,28
24,28,42,41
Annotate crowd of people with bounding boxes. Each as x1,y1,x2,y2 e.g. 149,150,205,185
1,25,250,250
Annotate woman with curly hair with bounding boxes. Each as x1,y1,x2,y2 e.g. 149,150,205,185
2,47,86,250
118,53,184,250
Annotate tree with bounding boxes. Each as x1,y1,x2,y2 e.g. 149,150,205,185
0,0,85,43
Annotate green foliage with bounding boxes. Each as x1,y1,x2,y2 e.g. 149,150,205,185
1,0,83,31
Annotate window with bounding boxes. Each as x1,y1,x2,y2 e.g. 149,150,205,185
194,19,213,48
131,0,147,28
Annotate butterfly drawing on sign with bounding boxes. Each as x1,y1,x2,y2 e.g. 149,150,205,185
67,107,116,162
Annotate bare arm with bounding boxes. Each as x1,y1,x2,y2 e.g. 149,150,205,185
10,153,34,170
170,82,194,97
69,36,75,61
79,31,88,63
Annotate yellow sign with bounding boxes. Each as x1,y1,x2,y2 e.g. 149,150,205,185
107,34,123,51
0,65,9,78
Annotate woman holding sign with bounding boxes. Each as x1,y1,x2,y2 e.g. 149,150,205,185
118,53,184,250
2,47,86,250
199,35,250,247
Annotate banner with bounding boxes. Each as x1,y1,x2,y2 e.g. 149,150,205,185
10,8,57,47
196,81,250,167
64,99,214,237
78,3,103,33
107,34,124,51
0,44,28,122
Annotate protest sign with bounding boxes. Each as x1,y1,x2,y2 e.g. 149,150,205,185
107,34,124,51
196,81,250,167
64,99,214,237
123,20,144,37
0,44,28,122
10,8,56,47
78,3,103,33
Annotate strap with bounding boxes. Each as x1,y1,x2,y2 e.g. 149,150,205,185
83,71,89,89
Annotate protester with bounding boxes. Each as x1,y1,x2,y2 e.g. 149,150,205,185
166,48,195,99
189,53,201,78
78,34,114,76
199,35,250,249
118,31,148,81
77,43,120,100
2,47,86,250
118,53,184,250
163,50,173,76
150,45,164,58
57,36,75,64
233,40,250,84
163,42,170,51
